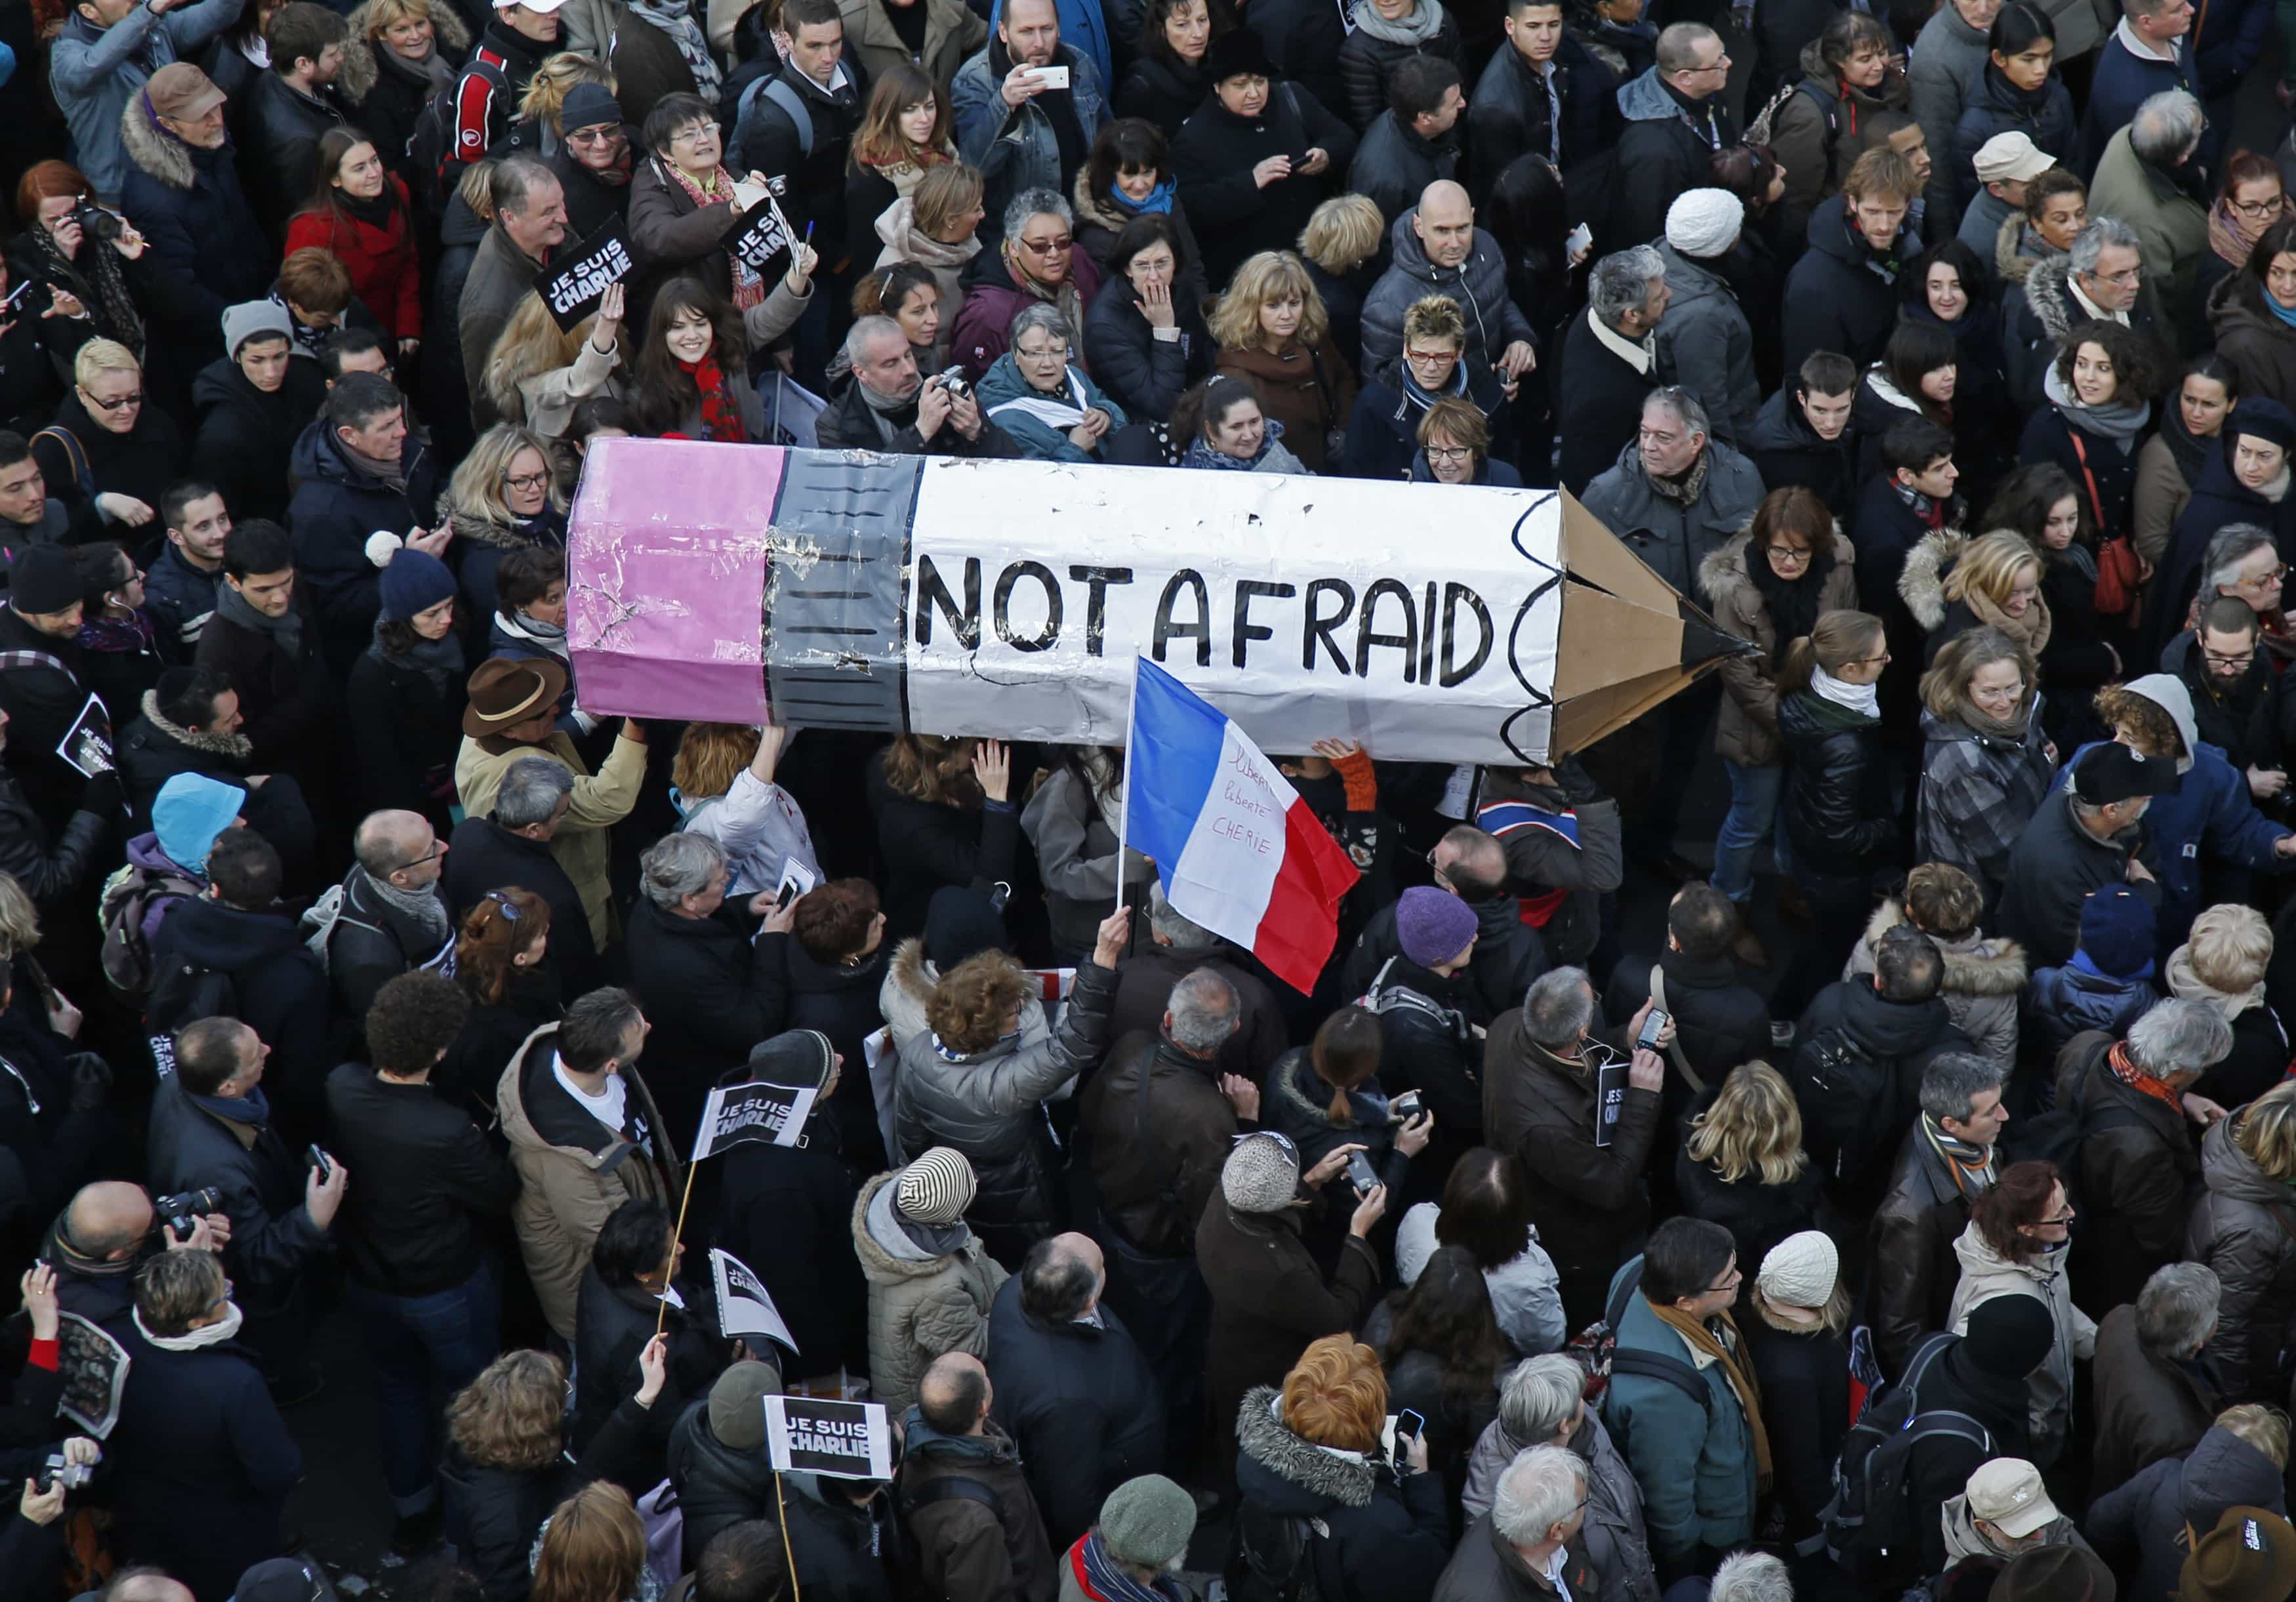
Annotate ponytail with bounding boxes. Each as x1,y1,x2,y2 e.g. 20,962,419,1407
1310,1006,1384,1126
1773,608,1885,698
1775,636,1819,697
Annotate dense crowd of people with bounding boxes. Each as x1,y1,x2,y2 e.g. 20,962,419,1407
12,0,2296,1595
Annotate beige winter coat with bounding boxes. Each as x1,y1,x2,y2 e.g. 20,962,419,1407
455,728,647,951
851,1169,1009,1414
2131,431,2194,567
1948,1223,2097,1464
1843,899,2027,1076
1699,529,1858,769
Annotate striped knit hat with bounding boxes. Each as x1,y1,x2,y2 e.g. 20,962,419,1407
897,1147,977,1224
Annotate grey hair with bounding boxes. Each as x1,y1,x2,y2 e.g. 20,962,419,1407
1645,384,1708,439
2070,216,2143,278
493,756,576,830
1522,967,1595,1051
639,831,724,909
1918,1052,2003,1128
2127,996,2235,1079
1497,1355,1586,1445
490,152,559,219
1590,246,1666,327
1168,967,1240,1052
2136,1262,2221,1357
1002,188,1071,244
1709,1551,1794,1602
1490,1445,1585,1547
2206,525,2277,590
1008,301,1073,352
2130,90,2205,165
1148,880,1215,951
844,314,907,369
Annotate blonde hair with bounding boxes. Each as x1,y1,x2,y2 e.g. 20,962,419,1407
484,292,598,424
1684,1061,1809,1185
879,734,982,807
520,52,616,134
1401,295,1466,352
2215,1403,2293,1471
1281,1335,1387,1454
447,422,566,528
2234,1082,2296,1183
73,338,138,388
448,1350,568,1471
356,0,438,35
1941,531,2043,611
911,162,985,239
926,951,1031,1053
1298,194,1384,274
0,872,42,958
1757,1277,1852,1336
531,1483,646,1602
1208,251,1330,352
2186,903,2272,994
672,722,760,801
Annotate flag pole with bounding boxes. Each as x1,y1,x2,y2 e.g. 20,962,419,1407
654,1157,700,1338
1117,654,1139,917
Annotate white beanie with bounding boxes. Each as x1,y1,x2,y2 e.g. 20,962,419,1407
1758,1230,1838,1309
1666,188,1745,259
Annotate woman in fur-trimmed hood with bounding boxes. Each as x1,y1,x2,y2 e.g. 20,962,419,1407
1231,1339,1450,1602
1900,527,2053,667
1843,864,2028,1076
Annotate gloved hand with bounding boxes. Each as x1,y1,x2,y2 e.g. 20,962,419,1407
66,1052,112,1113
79,768,122,819
1549,755,1608,808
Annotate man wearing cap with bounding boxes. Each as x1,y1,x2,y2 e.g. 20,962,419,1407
548,81,636,239
191,303,327,525
1059,1475,1196,1602
669,1361,810,1570
1941,1457,2099,1576
117,64,275,379
50,0,248,209
851,1147,1010,1414
1357,884,1481,1160
1652,188,1757,448
447,0,566,173
2091,89,2211,324
1998,741,2171,968
455,657,646,954
243,3,352,237
1961,131,2057,266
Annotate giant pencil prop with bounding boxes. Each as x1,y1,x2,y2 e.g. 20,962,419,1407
566,440,1743,765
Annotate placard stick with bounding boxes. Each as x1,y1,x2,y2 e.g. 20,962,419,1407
1116,654,1138,917
774,1472,806,1602
654,1157,701,1338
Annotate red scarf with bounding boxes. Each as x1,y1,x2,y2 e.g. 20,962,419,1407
2108,1039,2184,1115
680,354,745,443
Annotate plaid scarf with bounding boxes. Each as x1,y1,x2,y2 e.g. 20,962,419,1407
666,161,764,310
2108,1038,2184,1114
680,354,745,442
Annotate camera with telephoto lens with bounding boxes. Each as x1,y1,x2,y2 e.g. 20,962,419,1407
155,1187,221,1241
37,1452,91,1494
69,202,123,245
933,365,970,401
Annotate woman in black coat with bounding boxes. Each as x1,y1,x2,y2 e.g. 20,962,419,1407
1948,4,2082,212
1904,237,2014,504
344,550,468,834
1776,608,1897,1008
188,322,331,524
865,735,1021,943
337,0,474,201
1675,1063,1826,1290
570,1199,738,1496
28,344,184,535
758,878,895,1169
1084,214,1213,424
1980,464,2122,744
2019,318,2162,551
439,886,562,1118
1263,1006,1435,1263
1743,1231,1853,1563
1117,0,1218,136
442,1343,667,1602
1364,1244,1502,1529
70,544,165,724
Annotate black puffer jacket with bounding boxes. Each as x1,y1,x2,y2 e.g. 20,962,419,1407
239,73,350,234
1776,688,1895,878
2186,1113,2296,1403
441,1393,651,1602
1169,83,1357,293
1335,6,1462,129
1780,203,1919,379
666,1397,778,1567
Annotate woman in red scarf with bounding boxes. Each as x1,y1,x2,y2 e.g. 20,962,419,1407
846,64,954,270
627,275,761,442
285,128,423,349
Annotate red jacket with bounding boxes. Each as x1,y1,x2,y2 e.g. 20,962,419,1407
283,180,423,340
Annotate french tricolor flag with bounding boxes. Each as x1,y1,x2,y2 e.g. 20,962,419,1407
1122,659,1360,993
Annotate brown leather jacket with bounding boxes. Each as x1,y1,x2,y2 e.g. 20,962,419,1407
1867,1121,1979,1381
1082,1031,1240,1258
2057,1031,2203,1320
1482,1012,1658,1278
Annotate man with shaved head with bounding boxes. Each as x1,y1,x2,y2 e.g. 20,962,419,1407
985,1231,1163,1550
902,1351,1056,1602
319,808,455,1028
1361,180,1542,397
43,1181,229,1341
1342,825,1549,1019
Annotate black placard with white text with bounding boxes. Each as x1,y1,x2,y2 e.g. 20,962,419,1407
764,1395,892,1481
690,1078,817,1161
534,216,636,331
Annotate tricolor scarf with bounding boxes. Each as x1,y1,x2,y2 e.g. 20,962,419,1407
1067,1532,1178,1602
682,354,745,442
666,161,765,310
2108,1038,2184,1115
1921,1112,1998,1200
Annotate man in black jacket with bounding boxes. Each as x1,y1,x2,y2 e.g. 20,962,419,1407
1340,825,1546,1026
241,3,350,236
985,1233,1162,1553
1870,1052,2006,1379
0,960,110,1260
444,755,601,996
0,544,105,838
2166,596,2286,785
1780,146,1923,379
324,972,516,1531
1906,1297,2055,1578
1744,355,1860,530
1109,882,1287,1082
1556,246,1664,494
1359,886,1487,1166
0,711,112,911
1467,0,1617,203
1610,24,1736,248
668,1363,784,1568
1789,924,1975,1216
145,485,228,657
713,1031,867,1387
115,668,317,869
36,1180,231,1346
188,304,327,525
815,319,1021,455
147,1013,346,1397
194,519,332,798
317,809,456,1033
1997,744,2171,969
734,0,868,274
1347,54,1463,230
1603,880,1771,1137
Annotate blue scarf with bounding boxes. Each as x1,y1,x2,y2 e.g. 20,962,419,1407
1182,417,1286,471
192,1086,272,1126
1400,360,1466,412
2267,293,2296,331
1111,180,1176,218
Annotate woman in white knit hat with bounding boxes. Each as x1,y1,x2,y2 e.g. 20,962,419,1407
1744,1230,1853,1555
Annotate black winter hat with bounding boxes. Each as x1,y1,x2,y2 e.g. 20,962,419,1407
745,1029,834,1092
9,544,79,615
925,886,1006,970
1963,1294,2055,1379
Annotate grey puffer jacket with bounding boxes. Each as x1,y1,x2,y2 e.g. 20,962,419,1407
1651,244,1761,448
892,958,1118,1252
1462,1412,1658,1602
1843,897,2027,1077
2186,1114,2296,1403
2086,1424,2290,1602
850,1169,1010,1414
1580,440,1766,606
1359,208,1540,381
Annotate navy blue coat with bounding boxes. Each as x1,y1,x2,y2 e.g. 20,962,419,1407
2083,35,2202,175
283,419,441,674
1952,66,2081,210
1780,205,1921,380
1343,363,1515,482
118,136,272,378
1082,274,1212,424
2191,0,2270,98
2154,442,2296,661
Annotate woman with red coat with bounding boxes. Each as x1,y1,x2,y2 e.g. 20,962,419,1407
283,127,424,352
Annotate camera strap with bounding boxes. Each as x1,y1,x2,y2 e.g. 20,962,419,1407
1646,968,1702,1095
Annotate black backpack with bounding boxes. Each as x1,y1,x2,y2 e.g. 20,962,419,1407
1789,1027,1897,1183
144,951,240,1049
1818,1332,1992,1583
1572,1256,1714,1413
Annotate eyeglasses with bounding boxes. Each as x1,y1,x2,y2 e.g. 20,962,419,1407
386,844,447,876
2036,1209,2076,1225
1706,1269,1743,1294
484,890,523,920
2231,194,2286,220
2202,648,2257,668
1425,445,1473,463
1017,342,1070,361
670,122,720,147
567,125,623,145
1764,544,1813,565
80,387,141,411
1015,234,1073,256
2242,565,2291,586
503,470,552,493
1403,347,1458,366
2095,266,2142,287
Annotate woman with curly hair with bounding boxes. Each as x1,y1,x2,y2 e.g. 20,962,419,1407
1210,250,1356,474
2019,318,2163,548
1949,1159,2094,1466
